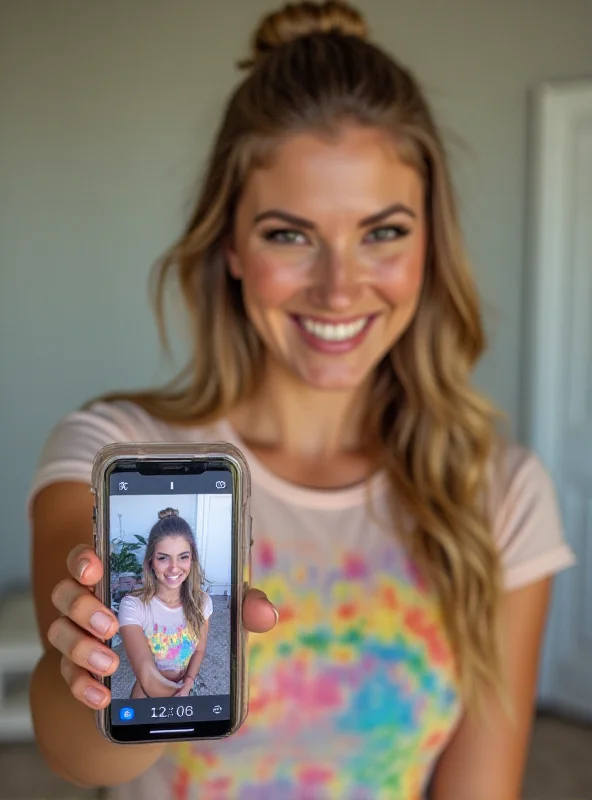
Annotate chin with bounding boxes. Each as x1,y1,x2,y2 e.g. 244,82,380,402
297,362,372,392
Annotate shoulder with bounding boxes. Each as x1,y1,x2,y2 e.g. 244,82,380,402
488,439,557,529
201,592,214,619
28,400,156,513
118,593,148,627
41,399,174,461
29,400,220,509
487,438,575,590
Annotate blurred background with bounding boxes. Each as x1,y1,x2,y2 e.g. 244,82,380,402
0,0,591,797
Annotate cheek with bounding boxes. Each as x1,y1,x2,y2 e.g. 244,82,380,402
375,249,425,303
242,253,309,307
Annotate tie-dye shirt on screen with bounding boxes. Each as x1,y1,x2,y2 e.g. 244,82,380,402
29,401,575,799
118,594,213,672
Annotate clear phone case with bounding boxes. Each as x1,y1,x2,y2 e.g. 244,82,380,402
91,441,251,743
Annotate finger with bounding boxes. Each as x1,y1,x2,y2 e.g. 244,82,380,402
48,616,119,676
52,578,119,639
242,588,279,634
67,544,104,587
60,655,111,709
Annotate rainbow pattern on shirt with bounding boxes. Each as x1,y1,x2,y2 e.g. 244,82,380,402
167,539,461,799
148,624,197,672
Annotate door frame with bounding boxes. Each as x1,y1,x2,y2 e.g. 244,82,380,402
523,78,592,709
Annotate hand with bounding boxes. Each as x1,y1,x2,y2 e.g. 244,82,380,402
48,544,279,710
174,682,192,697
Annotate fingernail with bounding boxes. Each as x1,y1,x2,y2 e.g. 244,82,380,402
88,650,113,672
76,559,91,581
272,606,280,624
90,611,113,635
84,687,106,706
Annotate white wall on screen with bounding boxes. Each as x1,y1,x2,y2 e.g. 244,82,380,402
109,493,198,565
196,494,232,595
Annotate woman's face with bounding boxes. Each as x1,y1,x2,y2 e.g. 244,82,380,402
151,536,192,590
227,124,426,391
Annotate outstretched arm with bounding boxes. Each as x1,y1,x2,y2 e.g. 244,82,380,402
430,577,551,800
31,483,165,788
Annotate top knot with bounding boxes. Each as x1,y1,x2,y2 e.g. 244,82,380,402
158,507,179,520
239,1,369,71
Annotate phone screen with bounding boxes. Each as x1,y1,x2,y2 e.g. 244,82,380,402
103,459,238,742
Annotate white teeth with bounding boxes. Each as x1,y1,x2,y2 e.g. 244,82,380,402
301,317,369,342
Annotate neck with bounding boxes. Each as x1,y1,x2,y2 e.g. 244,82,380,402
155,585,182,606
229,357,371,459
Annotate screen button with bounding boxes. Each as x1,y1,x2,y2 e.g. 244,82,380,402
119,707,135,721
212,705,222,715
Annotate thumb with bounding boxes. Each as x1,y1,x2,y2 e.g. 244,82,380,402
242,588,279,634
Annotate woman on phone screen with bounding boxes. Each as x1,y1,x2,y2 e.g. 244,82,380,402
31,2,575,798
117,508,212,700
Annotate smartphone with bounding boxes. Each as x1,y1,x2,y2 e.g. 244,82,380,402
91,443,251,744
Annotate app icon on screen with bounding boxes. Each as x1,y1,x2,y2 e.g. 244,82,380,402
119,707,135,721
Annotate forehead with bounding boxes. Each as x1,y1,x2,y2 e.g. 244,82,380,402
241,125,424,218
155,535,190,552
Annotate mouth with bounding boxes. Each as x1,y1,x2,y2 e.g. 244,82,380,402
164,573,184,584
291,314,376,353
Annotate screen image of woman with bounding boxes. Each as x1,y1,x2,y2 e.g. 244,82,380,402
116,508,213,700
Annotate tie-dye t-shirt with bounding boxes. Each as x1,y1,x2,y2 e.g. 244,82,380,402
118,594,214,672
29,401,575,800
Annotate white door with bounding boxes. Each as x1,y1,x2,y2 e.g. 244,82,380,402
525,79,592,717
196,494,233,595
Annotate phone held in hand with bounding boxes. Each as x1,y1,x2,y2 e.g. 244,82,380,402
91,443,251,744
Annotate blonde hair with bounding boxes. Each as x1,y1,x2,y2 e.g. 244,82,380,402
105,1,504,707
134,508,206,639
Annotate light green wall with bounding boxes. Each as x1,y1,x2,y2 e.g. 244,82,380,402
1,0,591,593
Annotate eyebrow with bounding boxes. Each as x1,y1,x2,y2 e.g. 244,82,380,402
156,551,190,557
253,203,416,229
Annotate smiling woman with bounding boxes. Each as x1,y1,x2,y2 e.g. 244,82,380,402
30,1,575,798
225,129,426,387
117,508,213,700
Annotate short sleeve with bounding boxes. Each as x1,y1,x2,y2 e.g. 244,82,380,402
492,444,576,591
118,594,146,628
202,593,214,620
27,400,174,517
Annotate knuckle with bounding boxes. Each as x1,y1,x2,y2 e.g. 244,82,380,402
60,655,72,683
68,592,90,619
70,672,89,701
69,637,90,665
47,618,61,644
51,579,71,608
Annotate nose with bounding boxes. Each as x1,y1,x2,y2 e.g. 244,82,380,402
308,246,363,311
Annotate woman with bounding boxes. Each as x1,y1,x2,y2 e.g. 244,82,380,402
31,2,574,798
117,508,212,700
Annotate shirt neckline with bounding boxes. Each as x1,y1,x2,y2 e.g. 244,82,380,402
152,596,183,612
212,418,388,510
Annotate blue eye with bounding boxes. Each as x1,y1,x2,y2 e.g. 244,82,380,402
263,229,308,245
364,225,410,243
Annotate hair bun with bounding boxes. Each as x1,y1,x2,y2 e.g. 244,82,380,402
158,507,179,519
240,1,369,70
